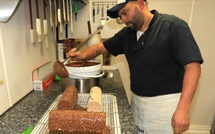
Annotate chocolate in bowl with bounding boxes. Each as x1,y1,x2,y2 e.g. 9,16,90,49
64,60,102,79
65,61,100,67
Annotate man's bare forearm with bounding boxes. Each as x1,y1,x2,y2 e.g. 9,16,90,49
82,43,107,60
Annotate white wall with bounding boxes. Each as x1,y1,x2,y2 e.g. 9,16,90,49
0,25,11,114
0,0,214,132
0,0,56,105
188,0,215,127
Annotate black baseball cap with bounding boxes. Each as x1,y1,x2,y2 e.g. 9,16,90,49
107,0,147,18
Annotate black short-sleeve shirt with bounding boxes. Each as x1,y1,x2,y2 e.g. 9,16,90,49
103,10,203,96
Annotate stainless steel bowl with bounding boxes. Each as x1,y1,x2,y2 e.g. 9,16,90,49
61,77,101,93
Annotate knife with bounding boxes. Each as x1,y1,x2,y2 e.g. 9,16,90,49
66,0,70,22
74,0,78,20
35,0,42,42
28,0,35,44
58,0,63,38
64,0,69,38
49,0,54,32
54,0,58,28
93,4,95,23
43,0,49,49
69,0,73,35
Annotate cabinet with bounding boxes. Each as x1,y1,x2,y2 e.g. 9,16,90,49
0,60,10,115
0,25,11,115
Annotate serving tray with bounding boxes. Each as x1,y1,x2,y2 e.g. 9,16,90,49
31,93,121,134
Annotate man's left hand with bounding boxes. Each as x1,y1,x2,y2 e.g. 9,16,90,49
172,109,190,133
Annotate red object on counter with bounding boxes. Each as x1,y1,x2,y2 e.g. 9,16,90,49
33,73,54,91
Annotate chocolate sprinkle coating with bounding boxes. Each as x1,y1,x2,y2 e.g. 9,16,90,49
48,110,108,133
57,86,78,110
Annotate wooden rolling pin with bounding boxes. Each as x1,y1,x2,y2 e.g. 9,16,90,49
87,86,102,112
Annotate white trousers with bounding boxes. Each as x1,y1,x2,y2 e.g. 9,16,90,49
131,93,181,134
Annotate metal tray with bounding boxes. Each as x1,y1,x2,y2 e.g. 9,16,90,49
31,93,121,134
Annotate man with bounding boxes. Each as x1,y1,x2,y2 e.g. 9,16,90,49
68,0,203,133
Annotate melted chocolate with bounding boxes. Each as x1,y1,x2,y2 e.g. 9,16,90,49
65,61,100,67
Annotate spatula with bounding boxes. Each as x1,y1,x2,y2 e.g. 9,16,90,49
35,0,42,43
43,0,49,49
100,3,106,27
28,0,35,44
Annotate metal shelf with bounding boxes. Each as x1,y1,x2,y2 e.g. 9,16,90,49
31,93,121,134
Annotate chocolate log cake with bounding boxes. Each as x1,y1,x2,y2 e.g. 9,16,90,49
57,86,78,110
87,86,102,112
48,110,109,133
49,127,110,134
75,104,87,111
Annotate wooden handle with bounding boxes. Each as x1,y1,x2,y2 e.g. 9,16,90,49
28,0,33,29
93,7,95,23
87,21,92,34
35,0,39,18
43,0,46,19
58,0,60,9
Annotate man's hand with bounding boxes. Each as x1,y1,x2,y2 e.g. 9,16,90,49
172,62,201,134
172,109,190,134
66,48,84,61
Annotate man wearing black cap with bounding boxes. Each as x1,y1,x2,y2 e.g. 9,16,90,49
68,0,203,133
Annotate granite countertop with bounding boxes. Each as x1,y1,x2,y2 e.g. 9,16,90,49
0,69,137,134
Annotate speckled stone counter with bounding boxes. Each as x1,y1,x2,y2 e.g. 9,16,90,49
0,69,137,134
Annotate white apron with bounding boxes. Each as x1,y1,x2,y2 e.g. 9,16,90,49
131,92,181,134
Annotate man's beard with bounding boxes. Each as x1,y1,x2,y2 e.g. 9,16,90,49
126,7,144,31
